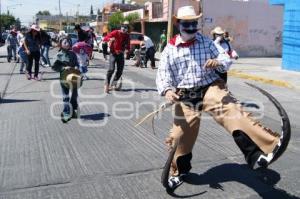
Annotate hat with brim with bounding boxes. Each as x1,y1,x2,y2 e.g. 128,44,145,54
211,26,225,35
173,6,202,21
31,24,40,32
60,68,82,89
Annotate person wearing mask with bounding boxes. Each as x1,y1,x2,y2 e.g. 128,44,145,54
52,37,81,123
24,24,41,80
102,21,130,93
211,26,239,82
157,6,285,192
6,29,18,62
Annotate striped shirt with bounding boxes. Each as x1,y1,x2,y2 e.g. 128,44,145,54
156,33,232,95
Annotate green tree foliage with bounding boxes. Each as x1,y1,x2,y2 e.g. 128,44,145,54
108,12,140,31
108,11,124,31
0,14,16,30
124,13,140,24
36,10,51,16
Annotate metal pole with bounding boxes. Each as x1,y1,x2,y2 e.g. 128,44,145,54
167,0,174,41
59,0,62,30
0,0,2,38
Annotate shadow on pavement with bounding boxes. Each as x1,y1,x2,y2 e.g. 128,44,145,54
0,99,40,104
170,163,299,199
120,88,157,92
80,113,110,121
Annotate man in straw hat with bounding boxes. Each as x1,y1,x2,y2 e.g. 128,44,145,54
156,6,289,191
103,20,131,93
52,37,81,123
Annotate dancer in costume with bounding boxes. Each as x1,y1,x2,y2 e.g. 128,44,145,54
156,6,290,192
52,38,81,123
103,21,130,93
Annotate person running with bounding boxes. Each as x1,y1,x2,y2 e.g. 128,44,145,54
103,21,130,93
52,37,81,123
6,29,18,62
156,6,285,191
40,30,52,67
23,24,41,80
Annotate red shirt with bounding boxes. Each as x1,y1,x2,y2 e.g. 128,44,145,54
103,30,130,54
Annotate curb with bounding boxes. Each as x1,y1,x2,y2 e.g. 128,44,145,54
228,69,294,89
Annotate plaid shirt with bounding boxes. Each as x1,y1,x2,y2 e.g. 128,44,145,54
156,33,232,95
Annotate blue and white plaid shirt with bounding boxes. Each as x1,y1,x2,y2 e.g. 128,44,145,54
156,33,232,95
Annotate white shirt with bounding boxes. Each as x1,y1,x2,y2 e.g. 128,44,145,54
144,36,154,49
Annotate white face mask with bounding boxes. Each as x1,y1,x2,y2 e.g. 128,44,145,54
121,26,128,33
179,23,198,42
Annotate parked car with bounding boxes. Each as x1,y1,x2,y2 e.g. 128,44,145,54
129,32,143,57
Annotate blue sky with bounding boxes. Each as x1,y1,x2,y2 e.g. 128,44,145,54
2,0,121,25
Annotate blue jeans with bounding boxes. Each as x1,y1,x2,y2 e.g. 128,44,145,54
7,45,17,61
18,47,28,72
41,45,51,65
60,82,78,114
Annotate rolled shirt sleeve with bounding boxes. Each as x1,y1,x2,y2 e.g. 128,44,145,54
156,46,174,96
209,41,232,73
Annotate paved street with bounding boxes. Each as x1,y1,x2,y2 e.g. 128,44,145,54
0,47,300,199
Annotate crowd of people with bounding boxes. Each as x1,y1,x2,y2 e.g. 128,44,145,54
0,4,291,196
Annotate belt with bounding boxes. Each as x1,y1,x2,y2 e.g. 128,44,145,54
176,85,211,110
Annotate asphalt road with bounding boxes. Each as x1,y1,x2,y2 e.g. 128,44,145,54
0,47,300,199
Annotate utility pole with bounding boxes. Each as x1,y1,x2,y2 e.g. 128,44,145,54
0,0,2,39
167,0,174,41
59,0,62,30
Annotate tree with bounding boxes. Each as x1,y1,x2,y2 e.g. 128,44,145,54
90,5,94,16
36,10,51,16
0,14,16,30
124,13,140,24
108,11,124,31
108,12,140,31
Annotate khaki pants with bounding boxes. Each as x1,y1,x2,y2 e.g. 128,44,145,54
168,80,280,176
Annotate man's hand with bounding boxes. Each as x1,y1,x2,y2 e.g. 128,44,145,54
165,90,180,103
204,59,220,69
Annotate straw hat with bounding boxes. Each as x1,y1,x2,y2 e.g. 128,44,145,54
30,24,40,32
211,26,225,35
60,68,82,89
122,20,130,25
173,6,202,21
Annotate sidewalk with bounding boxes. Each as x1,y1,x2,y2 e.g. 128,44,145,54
229,58,300,90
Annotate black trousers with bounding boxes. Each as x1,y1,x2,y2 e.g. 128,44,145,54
26,51,41,77
105,53,124,85
146,47,156,68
